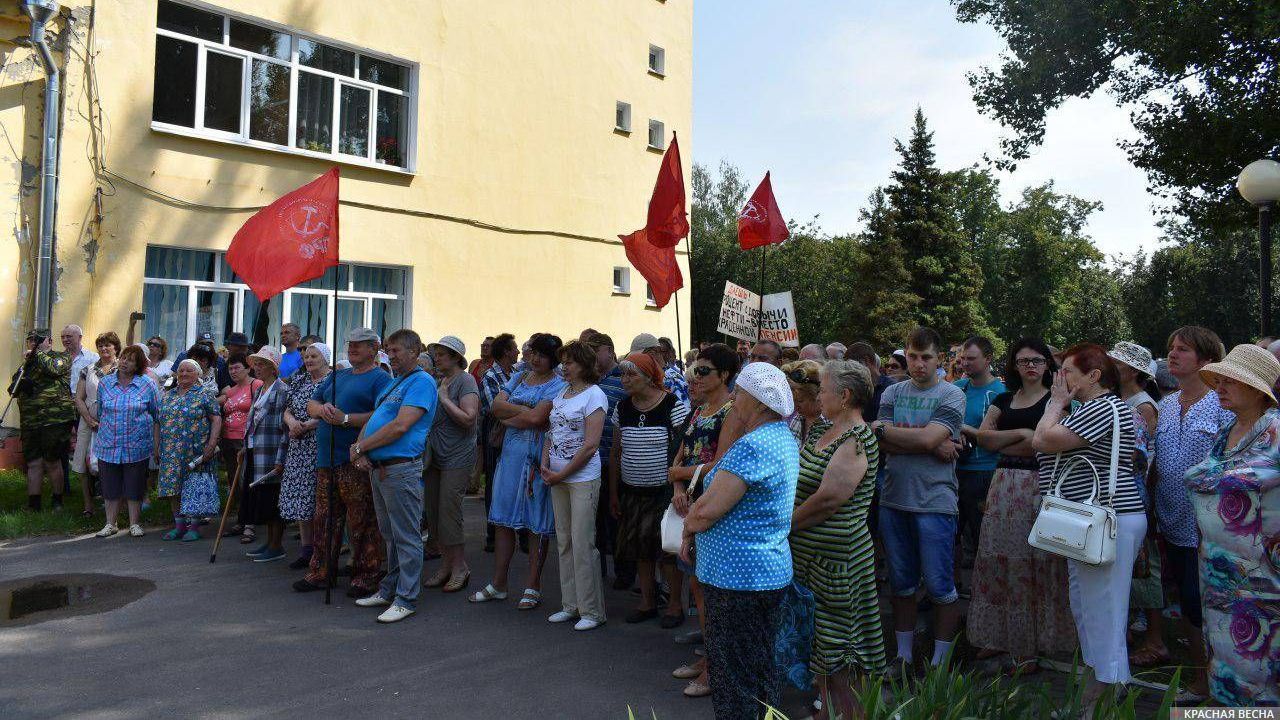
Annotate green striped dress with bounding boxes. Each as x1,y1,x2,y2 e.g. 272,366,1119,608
790,421,886,676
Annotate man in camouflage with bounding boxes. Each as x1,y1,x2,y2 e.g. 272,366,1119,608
10,328,76,511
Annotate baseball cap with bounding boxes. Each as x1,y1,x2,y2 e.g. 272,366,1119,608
347,327,380,343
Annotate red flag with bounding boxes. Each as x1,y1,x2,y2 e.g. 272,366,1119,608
226,168,340,301
644,132,689,248
737,171,790,250
621,229,683,309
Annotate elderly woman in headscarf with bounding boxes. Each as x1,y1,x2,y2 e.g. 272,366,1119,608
681,362,799,720
280,342,332,569
610,350,690,626
1183,344,1280,706
157,358,222,541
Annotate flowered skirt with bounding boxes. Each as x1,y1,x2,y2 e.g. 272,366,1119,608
967,467,1078,658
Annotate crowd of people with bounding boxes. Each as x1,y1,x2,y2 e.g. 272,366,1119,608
8,319,1280,717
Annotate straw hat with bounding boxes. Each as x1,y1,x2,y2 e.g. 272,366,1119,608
1199,344,1280,405
248,346,281,372
1107,341,1154,377
736,361,795,417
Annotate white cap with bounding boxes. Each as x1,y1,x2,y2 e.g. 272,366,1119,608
736,362,794,417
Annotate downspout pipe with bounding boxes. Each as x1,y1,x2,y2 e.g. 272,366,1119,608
23,0,61,332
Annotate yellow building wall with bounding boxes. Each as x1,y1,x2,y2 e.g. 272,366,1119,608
0,0,693,401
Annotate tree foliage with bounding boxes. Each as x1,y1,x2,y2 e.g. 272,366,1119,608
953,0,1279,229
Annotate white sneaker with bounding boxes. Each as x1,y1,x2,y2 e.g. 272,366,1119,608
95,524,118,538
574,617,604,632
355,594,392,608
548,610,578,623
376,605,415,623
128,524,145,537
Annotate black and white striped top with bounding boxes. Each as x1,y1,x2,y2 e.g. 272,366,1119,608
613,394,690,488
1036,393,1145,514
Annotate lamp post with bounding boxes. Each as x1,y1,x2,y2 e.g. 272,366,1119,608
1237,159,1280,339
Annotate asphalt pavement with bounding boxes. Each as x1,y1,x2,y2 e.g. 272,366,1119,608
0,497,739,720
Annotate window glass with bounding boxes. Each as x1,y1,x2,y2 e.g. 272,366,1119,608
335,298,367,363
371,298,405,343
203,51,243,133
249,59,290,145
295,71,334,152
143,283,189,358
352,265,403,294
228,19,290,61
375,91,407,166
157,0,223,42
152,35,198,127
358,57,407,90
145,247,215,281
338,85,371,157
242,292,282,349
298,39,355,75
298,264,349,290
195,290,236,350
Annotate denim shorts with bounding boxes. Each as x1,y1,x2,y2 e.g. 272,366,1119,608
877,506,959,605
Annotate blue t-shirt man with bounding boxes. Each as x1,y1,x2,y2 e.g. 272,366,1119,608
364,370,437,461
955,376,1006,473
278,349,303,379
312,366,393,467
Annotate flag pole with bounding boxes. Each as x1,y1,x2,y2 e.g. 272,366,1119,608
757,245,767,344
683,234,695,344
674,290,684,367
324,264,339,606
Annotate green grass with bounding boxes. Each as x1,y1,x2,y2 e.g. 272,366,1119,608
0,469,183,539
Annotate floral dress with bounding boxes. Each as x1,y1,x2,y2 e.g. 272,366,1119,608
158,386,221,515
1184,409,1280,706
279,371,324,521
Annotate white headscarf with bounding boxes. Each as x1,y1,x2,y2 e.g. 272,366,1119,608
309,342,333,366
736,362,795,417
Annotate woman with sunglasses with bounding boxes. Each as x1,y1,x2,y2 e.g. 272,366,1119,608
146,336,173,383
668,343,743,699
967,337,1077,674
782,360,824,444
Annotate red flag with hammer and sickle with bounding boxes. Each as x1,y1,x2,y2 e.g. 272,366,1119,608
737,171,790,250
227,168,340,301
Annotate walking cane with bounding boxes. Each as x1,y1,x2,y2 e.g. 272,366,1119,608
210,451,245,563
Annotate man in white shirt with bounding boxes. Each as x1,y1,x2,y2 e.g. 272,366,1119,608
61,324,98,395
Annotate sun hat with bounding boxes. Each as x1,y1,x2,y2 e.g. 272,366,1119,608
1200,344,1280,405
248,345,281,372
630,333,661,353
623,351,664,387
736,361,795,417
428,335,467,365
347,327,379,344
1107,341,1155,377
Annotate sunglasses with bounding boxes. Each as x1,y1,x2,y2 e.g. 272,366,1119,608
1015,358,1048,368
147,341,163,347
692,365,716,377
788,369,819,385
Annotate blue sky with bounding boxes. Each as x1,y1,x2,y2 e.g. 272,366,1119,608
692,0,1162,257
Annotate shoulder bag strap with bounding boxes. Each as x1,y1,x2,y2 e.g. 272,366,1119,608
1105,396,1121,508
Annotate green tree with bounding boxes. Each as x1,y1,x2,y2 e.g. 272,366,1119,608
689,161,750,342
850,188,920,350
885,109,988,344
954,0,1279,228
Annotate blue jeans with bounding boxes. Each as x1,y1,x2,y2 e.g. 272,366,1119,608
878,506,959,605
370,458,425,610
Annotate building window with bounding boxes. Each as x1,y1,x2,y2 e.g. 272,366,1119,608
612,266,631,294
645,285,658,307
648,119,665,150
648,44,665,76
152,0,415,171
615,101,632,133
142,246,409,364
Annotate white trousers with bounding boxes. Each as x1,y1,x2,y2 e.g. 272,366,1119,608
1066,513,1147,685
550,478,606,622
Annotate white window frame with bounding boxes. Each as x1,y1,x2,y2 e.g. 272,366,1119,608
645,284,658,308
615,101,632,133
648,44,666,76
152,1,419,174
612,266,631,295
648,119,665,151
142,248,411,353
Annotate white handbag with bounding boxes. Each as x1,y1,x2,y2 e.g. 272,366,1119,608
1028,401,1121,566
661,465,704,555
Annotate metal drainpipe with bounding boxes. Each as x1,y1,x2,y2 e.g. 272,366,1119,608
23,0,61,332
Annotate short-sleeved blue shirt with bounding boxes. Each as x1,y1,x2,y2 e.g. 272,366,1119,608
364,369,437,462
695,421,799,591
312,366,393,467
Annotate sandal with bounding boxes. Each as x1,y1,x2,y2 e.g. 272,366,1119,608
672,663,701,680
239,527,256,544
81,509,93,519
682,680,711,698
222,524,244,538
424,568,450,588
1129,645,1171,667
517,588,542,610
468,584,508,603
443,570,471,594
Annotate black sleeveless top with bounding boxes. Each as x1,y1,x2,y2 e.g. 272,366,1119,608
991,390,1050,470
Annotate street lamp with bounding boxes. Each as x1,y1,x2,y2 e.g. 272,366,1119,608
1238,159,1280,338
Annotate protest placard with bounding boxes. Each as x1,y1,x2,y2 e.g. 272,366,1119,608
760,291,799,347
716,281,761,342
